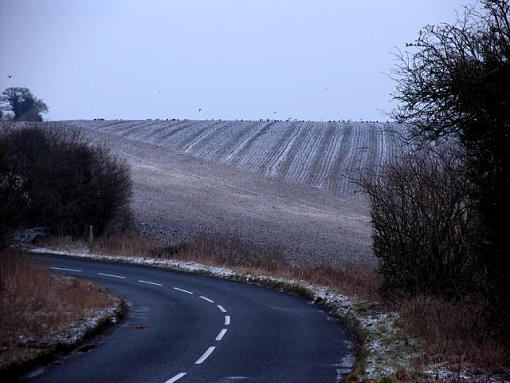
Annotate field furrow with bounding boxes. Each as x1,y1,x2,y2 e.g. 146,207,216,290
71,119,405,196
209,121,260,163
227,121,277,166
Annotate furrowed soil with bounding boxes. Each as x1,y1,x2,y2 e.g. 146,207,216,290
70,120,403,266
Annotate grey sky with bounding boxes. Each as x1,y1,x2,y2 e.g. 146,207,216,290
0,0,468,121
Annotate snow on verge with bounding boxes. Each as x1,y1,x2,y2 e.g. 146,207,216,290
17,300,123,351
2,290,123,378
30,247,440,381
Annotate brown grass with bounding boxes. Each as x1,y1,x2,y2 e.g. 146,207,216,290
399,296,509,377
149,235,380,301
43,231,380,301
0,249,116,371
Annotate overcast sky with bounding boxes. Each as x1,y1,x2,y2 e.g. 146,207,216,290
0,0,469,121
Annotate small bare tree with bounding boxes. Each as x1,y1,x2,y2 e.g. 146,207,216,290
361,146,481,300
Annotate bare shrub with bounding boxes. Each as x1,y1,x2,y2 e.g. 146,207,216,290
360,146,481,300
399,296,509,374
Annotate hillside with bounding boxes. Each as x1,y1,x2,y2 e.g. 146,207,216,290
65,120,407,265
71,119,406,196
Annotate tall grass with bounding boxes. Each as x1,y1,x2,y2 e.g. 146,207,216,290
399,296,509,374
0,249,115,370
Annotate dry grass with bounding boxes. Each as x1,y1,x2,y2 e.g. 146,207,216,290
285,262,380,301
43,231,380,301
149,235,380,300
399,296,509,377
0,249,116,371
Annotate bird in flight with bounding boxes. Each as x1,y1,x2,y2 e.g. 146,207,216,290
8,74,12,79
198,108,202,112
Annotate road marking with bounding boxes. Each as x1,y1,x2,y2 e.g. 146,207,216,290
217,304,227,313
199,296,214,303
138,280,163,287
50,267,81,273
164,372,187,383
195,346,215,364
173,287,193,295
224,315,230,326
98,272,126,279
216,328,228,341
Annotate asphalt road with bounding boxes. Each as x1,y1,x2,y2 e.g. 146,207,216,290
24,256,355,383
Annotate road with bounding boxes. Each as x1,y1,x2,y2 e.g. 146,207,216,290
24,256,355,383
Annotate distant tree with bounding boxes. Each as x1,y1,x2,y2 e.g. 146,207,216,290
0,87,48,122
393,0,510,332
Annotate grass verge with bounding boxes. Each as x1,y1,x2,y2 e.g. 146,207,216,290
0,249,124,380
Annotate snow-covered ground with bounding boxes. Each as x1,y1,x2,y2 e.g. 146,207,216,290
19,301,123,350
62,121,377,266
70,119,406,196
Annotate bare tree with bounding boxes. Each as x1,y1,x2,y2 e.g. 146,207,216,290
360,146,481,300
392,0,510,333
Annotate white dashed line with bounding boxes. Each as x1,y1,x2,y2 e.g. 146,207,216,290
52,265,233,375
98,272,126,279
50,267,82,273
195,346,215,364
217,304,227,313
138,280,163,287
173,287,193,295
215,328,228,341
199,296,215,303
164,372,187,383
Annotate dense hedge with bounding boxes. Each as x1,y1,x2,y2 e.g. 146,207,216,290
360,146,483,300
0,124,131,242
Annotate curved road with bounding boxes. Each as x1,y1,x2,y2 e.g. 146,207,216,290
25,256,355,383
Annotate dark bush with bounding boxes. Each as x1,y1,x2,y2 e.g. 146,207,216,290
0,124,131,240
360,146,482,300
0,146,28,245
392,0,510,333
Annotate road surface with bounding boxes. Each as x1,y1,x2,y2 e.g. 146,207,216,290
24,255,355,383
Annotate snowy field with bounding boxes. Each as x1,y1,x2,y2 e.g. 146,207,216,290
71,119,406,196
18,119,409,265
